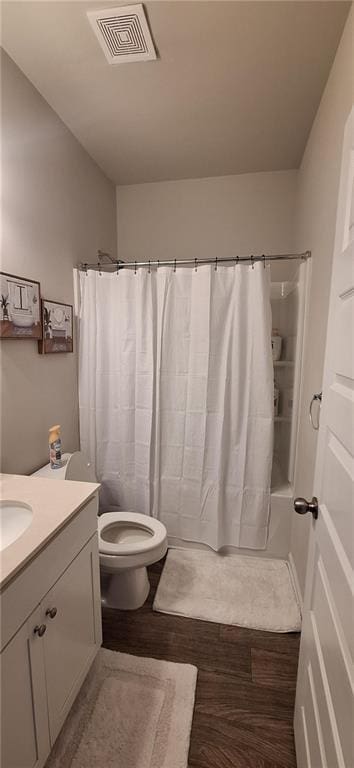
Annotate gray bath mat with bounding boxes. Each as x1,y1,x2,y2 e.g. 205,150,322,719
154,549,301,632
46,648,197,768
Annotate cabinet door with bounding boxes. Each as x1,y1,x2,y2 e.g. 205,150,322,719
0,607,50,768
42,534,102,745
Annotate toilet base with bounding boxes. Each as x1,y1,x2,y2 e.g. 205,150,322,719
101,566,150,610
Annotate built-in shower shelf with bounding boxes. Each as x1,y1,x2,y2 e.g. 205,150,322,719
271,480,293,497
274,416,291,423
273,361,294,367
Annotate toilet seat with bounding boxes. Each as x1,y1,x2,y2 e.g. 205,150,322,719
98,511,166,556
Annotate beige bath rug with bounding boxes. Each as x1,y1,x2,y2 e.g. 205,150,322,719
153,549,301,632
46,648,197,768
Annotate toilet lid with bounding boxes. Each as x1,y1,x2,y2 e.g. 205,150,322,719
98,511,167,556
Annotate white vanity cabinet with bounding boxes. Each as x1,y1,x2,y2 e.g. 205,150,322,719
0,494,102,768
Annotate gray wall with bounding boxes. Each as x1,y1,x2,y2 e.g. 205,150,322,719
0,50,117,475
291,8,353,599
116,170,298,281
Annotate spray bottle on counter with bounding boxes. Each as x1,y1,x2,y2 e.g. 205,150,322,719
49,425,62,469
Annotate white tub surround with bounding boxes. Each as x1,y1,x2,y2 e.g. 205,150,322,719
0,473,100,588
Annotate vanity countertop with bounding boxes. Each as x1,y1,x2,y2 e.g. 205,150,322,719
0,473,100,590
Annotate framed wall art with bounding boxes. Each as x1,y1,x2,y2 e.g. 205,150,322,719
38,299,73,354
0,272,41,339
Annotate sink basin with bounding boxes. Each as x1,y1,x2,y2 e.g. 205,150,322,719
0,501,33,551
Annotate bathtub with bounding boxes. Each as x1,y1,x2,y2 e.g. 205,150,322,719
168,482,294,560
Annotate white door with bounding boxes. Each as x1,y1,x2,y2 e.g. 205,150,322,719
42,534,102,745
294,109,354,767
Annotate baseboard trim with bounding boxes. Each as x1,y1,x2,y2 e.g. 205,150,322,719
288,551,304,614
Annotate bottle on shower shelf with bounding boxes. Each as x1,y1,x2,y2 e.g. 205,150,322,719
271,328,282,361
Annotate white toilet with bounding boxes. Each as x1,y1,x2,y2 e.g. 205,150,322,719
32,451,168,609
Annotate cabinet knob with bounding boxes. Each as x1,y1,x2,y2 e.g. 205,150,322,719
34,624,47,637
46,606,57,619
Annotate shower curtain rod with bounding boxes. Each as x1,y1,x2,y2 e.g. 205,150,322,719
78,250,311,272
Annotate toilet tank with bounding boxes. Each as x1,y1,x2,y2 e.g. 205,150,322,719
32,452,96,483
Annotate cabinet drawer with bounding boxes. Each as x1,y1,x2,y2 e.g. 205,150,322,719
1,495,98,651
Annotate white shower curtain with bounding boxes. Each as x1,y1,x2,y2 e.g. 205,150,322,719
79,263,273,549
79,269,155,513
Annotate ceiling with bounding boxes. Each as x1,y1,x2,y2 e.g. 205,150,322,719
1,1,350,185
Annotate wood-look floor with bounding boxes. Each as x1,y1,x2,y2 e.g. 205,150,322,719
102,557,300,768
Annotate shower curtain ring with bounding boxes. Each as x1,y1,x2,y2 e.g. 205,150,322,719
174,259,176,273
148,260,151,274
84,263,88,276
195,258,198,272
98,262,102,276
215,257,218,271
262,254,266,269
134,261,137,274
116,261,120,275
251,255,254,269
236,256,239,266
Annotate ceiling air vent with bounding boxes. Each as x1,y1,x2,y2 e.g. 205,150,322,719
87,4,157,64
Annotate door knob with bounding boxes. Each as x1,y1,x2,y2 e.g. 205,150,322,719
294,496,319,520
34,624,47,637
45,607,57,619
